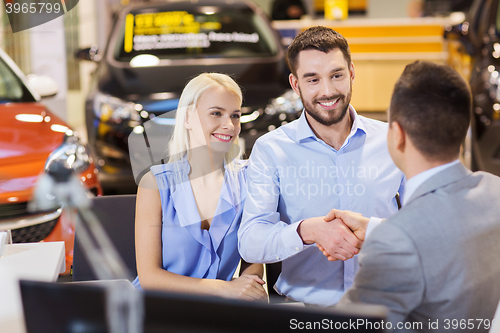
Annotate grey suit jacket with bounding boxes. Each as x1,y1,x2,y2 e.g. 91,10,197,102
338,163,500,332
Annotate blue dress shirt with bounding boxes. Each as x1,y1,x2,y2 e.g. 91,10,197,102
238,107,405,306
132,159,247,289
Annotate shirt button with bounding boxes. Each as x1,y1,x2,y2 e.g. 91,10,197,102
295,247,300,251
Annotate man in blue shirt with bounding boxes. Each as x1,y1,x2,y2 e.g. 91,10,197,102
238,26,405,306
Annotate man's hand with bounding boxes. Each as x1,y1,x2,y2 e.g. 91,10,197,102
297,217,362,261
324,209,370,241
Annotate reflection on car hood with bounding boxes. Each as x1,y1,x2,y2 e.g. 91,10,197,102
0,103,65,165
0,103,67,203
97,61,288,108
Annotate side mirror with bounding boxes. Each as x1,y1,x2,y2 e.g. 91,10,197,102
26,74,58,98
75,45,100,62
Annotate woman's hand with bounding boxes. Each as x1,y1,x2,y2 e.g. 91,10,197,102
218,274,267,302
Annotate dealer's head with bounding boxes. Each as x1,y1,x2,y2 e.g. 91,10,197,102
387,61,471,175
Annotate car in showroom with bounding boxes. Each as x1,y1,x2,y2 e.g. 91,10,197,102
0,48,102,274
77,0,300,192
445,0,500,174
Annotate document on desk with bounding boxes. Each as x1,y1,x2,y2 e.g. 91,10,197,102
0,242,65,333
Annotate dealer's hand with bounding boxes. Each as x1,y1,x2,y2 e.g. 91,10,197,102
298,216,362,261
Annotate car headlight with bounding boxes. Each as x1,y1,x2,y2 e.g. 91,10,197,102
45,131,91,174
265,89,303,116
93,91,140,124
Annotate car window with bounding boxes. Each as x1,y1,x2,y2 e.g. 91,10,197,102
0,58,26,103
113,5,279,62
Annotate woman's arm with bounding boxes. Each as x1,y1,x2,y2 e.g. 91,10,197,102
135,172,267,301
240,261,264,279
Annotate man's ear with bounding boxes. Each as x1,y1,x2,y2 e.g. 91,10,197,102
349,62,355,83
391,121,406,153
289,73,300,95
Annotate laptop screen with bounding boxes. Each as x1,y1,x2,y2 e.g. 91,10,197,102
20,279,387,333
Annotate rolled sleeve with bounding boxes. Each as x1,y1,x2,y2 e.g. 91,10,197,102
238,140,305,263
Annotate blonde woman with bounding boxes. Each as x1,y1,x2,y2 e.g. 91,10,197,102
132,73,266,301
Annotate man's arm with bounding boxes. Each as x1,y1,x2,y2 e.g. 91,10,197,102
337,222,425,325
238,141,361,263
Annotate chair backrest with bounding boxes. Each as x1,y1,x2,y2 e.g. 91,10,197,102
72,194,137,281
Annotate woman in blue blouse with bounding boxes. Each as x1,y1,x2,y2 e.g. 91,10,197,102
133,73,266,301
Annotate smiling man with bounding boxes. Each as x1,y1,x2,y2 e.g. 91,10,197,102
238,26,405,306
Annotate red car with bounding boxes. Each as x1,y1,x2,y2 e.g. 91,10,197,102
0,48,102,274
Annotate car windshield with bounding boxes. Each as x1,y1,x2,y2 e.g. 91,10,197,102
113,5,279,62
0,57,33,103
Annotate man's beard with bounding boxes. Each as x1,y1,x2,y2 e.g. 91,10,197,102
300,85,352,126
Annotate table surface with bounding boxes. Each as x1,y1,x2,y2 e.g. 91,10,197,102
0,242,65,333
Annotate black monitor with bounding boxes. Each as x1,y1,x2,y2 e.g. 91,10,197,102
20,280,388,333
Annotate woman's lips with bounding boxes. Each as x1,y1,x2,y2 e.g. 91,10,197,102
212,133,233,142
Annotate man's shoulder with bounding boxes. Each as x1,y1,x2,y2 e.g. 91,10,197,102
357,114,389,134
382,170,500,230
254,118,299,146
471,169,500,184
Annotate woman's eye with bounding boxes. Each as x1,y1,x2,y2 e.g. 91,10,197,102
231,114,241,119
334,74,343,79
211,111,221,116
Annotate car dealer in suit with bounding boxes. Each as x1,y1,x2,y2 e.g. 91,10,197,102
324,61,500,332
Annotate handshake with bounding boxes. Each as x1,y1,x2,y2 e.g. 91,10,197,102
297,209,370,262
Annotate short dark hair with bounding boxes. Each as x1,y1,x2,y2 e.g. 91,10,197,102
390,61,471,161
286,26,352,76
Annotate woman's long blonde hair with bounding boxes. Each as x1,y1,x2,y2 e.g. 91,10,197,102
168,73,244,173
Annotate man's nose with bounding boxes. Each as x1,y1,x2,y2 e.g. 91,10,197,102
320,80,337,97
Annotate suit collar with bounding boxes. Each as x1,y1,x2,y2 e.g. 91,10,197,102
406,162,471,205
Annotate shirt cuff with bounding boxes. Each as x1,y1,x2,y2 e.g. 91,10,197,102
365,217,383,240
278,220,306,260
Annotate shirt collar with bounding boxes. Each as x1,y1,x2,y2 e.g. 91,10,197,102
402,159,460,206
295,105,366,144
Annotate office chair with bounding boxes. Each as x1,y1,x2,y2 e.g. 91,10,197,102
72,194,137,281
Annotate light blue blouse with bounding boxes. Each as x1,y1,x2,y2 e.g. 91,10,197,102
132,159,247,289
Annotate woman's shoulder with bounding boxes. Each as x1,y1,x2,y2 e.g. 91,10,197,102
149,161,189,194
138,170,158,190
150,160,188,177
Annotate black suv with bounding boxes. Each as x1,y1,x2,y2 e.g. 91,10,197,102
78,0,296,192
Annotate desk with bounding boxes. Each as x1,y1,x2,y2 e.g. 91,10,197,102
0,242,65,333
